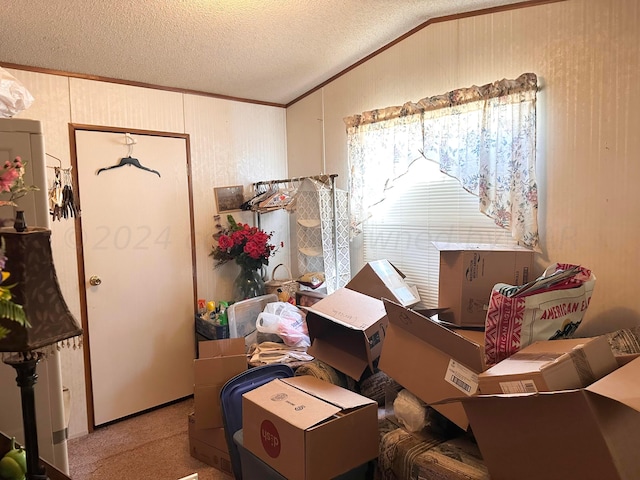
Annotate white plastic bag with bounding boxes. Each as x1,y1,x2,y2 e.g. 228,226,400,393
0,67,35,117
256,302,310,348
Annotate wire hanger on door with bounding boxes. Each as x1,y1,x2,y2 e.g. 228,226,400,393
96,133,161,177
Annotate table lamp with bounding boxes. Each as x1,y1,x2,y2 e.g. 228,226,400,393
0,227,83,480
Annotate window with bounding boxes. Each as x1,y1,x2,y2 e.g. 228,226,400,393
345,74,538,307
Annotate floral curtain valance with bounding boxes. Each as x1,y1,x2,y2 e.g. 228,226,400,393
345,73,539,249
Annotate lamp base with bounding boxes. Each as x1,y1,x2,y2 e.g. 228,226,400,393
3,353,49,480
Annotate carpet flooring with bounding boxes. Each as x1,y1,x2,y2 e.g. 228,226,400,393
67,397,230,480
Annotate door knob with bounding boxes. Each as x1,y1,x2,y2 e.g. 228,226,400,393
89,275,102,286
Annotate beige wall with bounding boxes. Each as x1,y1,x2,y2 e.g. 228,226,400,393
7,69,288,438
6,0,639,441
286,0,640,336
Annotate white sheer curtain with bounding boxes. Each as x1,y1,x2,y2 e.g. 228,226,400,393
347,113,423,237
345,73,539,249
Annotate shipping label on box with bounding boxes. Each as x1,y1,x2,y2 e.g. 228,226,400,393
242,376,378,480
433,242,535,326
446,359,480,395
379,299,486,430
305,287,388,380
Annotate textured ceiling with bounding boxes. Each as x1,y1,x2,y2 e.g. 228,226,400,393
1,0,528,106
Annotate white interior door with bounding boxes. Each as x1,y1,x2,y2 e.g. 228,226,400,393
74,129,195,426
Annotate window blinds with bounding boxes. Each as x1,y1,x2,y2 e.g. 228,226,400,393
362,160,517,308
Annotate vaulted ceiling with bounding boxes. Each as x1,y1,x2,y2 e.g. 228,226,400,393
2,0,532,106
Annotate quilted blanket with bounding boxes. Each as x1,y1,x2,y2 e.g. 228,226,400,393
376,418,489,480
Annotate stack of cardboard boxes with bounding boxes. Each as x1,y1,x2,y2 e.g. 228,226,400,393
303,259,420,381
462,335,633,480
351,246,640,480
276,247,640,479
189,338,247,476
232,259,418,479
191,246,640,479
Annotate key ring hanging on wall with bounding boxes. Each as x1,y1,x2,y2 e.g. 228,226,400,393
47,153,80,221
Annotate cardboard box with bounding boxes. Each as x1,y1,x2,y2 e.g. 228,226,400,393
478,336,618,394
189,437,232,476
188,411,233,475
302,260,419,381
378,299,486,430
193,338,247,429
304,287,388,380
434,242,535,326
188,412,228,450
462,357,640,480
242,375,378,480
616,353,640,367
346,259,420,306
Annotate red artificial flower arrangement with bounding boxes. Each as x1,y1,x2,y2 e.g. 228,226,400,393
211,215,280,270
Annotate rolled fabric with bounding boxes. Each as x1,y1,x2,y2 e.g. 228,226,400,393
394,389,427,432
294,359,348,388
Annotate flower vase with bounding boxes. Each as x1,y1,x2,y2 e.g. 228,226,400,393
14,210,27,232
232,265,265,301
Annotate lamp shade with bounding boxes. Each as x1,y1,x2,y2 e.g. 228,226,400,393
0,227,82,353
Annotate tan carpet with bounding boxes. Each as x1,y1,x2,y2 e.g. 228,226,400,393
68,397,230,480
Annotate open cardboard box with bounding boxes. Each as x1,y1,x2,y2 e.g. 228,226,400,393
304,287,388,380
434,242,535,326
461,356,640,480
346,259,420,306
193,338,247,429
242,375,378,480
478,335,618,394
379,299,486,430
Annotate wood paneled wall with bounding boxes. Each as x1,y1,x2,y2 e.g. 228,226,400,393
287,0,640,336
7,69,288,438
5,0,640,440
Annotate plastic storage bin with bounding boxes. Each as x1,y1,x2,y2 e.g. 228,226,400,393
221,364,295,480
227,293,278,350
233,430,371,480
233,430,287,479
195,314,218,340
